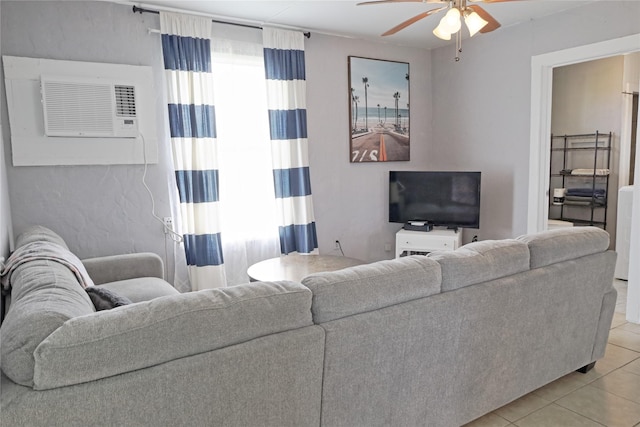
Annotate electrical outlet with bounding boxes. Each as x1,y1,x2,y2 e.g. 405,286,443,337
163,217,173,234
384,243,392,252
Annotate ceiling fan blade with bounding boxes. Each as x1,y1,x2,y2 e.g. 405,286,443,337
357,0,444,6
381,6,447,36
467,4,501,33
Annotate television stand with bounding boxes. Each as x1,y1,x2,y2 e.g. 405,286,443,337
395,228,462,258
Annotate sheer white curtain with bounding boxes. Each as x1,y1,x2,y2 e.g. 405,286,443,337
211,39,281,285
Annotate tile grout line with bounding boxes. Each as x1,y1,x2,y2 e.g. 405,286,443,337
553,377,640,426
507,397,554,425
544,381,608,427
548,401,608,427
588,366,640,405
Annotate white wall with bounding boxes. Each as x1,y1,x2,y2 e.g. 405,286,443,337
621,52,640,187
430,1,640,240
628,159,640,323
551,56,624,247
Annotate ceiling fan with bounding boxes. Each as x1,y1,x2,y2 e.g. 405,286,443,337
358,0,518,40
358,0,519,60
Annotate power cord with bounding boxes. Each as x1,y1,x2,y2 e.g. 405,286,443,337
139,133,183,244
335,240,345,256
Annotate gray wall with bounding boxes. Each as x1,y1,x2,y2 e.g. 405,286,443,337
1,125,11,260
1,1,178,274
305,34,431,262
430,1,640,241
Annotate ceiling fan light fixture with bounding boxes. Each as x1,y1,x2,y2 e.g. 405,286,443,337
433,21,452,40
464,10,488,37
442,7,462,33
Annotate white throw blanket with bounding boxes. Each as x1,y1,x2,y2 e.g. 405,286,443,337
0,241,95,291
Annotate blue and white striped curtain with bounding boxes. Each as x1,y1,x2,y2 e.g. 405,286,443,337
263,28,318,254
160,12,226,290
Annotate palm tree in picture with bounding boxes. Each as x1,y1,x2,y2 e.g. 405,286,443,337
406,73,410,132
363,77,369,130
393,91,401,127
383,106,387,126
377,104,381,126
351,88,359,132
406,102,410,133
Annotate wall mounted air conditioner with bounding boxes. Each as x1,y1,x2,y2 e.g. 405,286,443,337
41,75,139,138
4,55,157,166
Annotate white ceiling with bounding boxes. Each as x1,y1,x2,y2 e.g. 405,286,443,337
130,0,598,49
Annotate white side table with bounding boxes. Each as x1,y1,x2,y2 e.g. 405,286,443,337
395,228,462,258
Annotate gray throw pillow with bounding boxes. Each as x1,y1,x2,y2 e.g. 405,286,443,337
86,287,132,311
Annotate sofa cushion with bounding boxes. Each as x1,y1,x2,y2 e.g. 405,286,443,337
516,226,610,269
428,240,530,292
302,256,441,324
99,277,179,302
32,280,313,390
0,261,95,387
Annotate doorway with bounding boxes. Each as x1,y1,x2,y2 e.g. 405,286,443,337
527,33,640,323
547,55,637,248
527,34,640,233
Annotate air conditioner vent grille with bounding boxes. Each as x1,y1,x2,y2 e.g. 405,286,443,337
42,81,113,134
114,85,136,117
41,77,139,138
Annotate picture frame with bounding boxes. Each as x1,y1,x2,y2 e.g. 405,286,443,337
348,56,410,163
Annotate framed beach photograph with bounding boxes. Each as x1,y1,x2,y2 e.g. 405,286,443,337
348,56,410,163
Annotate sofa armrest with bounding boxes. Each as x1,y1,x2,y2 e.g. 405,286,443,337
82,253,164,285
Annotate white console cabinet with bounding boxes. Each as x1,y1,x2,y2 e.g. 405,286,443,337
395,228,462,258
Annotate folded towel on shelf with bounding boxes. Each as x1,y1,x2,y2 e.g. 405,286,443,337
565,188,606,198
570,168,610,176
564,195,606,206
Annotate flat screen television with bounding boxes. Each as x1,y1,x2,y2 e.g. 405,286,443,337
389,171,481,229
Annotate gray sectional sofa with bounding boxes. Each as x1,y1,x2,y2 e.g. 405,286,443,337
0,225,617,426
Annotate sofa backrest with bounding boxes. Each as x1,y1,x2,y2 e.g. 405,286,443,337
427,239,530,291
0,227,95,387
516,226,610,269
302,256,441,324
2,281,326,427
303,226,616,427
32,280,314,390
1,260,96,387
14,225,70,250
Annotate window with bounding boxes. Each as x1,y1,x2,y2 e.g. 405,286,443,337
210,39,281,285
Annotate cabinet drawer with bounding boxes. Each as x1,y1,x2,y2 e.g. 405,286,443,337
398,236,455,251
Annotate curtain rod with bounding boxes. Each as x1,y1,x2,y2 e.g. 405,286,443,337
132,5,311,39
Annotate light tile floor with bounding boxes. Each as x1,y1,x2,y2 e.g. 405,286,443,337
465,279,640,427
